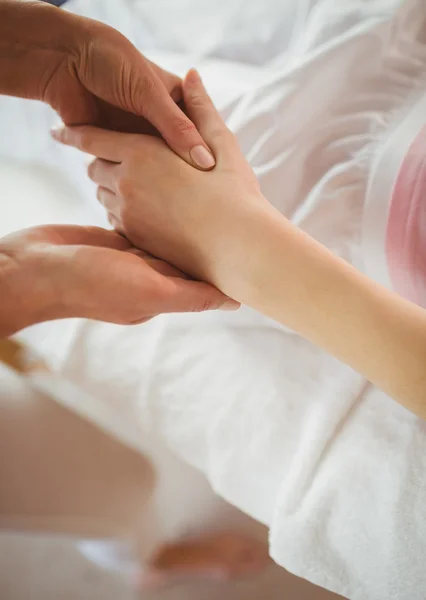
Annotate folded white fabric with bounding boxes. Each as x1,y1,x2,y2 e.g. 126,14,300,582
9,0,426,599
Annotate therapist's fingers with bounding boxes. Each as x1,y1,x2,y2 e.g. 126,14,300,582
88,159,119,193
182,69,236,157
51,125,136,162
130,251,190,279
154,278,240,314
143,88,216,171
145,58,183,104
49,225,131,250
9,224,132,251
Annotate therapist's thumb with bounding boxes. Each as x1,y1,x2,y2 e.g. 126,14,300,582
143,73,216,171
183,69,234,152
158,278,240,315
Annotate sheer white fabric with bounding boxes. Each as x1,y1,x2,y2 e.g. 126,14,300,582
4,1,426,598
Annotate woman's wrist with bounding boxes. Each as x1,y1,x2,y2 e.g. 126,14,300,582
0,0,85,100
210,202,292,306
196,194,278,298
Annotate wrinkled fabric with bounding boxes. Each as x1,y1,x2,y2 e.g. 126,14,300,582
364,95,426,308
5,0,426,598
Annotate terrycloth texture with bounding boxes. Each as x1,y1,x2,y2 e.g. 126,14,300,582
4,0,426,599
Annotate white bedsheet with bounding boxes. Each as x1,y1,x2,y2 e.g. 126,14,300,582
4,1,426,599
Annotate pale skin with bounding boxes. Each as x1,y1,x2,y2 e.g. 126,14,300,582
0,225,238,337
0,0,215,166
0,0,267,588
55,69,426,419
0,0,236,337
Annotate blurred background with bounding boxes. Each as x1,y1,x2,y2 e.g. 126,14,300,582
0,1,350,598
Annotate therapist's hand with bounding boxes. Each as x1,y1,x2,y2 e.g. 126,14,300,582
0,0,215,169
53,70,272,296
0,225,238,338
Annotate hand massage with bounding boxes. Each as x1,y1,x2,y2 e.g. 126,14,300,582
1,1,426,599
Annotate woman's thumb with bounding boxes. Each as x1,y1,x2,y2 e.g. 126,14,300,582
139,68,216,171
182,70,229,142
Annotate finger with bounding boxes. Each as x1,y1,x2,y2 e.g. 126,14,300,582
145,59,183,103
28,224,131,250
97,187,119,212
125,248,191,279
138,256,189,279
140,74,216,171
107,213,125,235
51,125,136,162
182,69,234,158
97,99,159,135
154,278,240,314
88,159,119,193
69,23,213,169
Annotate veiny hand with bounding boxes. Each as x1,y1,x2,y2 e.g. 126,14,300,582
1,1,215,169
0,225,238,337
53,69,273,296
46,18,216,168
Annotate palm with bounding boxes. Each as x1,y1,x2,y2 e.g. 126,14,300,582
3,225,230,325
72,243,189,325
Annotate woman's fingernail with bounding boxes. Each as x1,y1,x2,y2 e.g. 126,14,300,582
190,145,215,169
50,126,64,141
219,299,240,311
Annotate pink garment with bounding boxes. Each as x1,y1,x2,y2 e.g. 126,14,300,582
364,93,426,308
387,125,426,306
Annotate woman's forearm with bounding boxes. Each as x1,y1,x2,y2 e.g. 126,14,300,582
230,207,426,417
0,0,81,100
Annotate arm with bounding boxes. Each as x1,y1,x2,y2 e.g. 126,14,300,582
0,225,237,338
54,70,426,417
231,207,426,414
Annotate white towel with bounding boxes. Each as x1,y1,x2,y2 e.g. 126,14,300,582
7,0,426,598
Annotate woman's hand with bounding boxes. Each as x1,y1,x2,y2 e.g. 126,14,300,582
52,69,274,298
48,71,426,414
0,1,214,169
0,225,238,338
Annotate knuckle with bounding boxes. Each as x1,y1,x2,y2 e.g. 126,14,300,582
193,297,215,313
210,124,231,143
128,316,152,325
208,127,224,144
187,90,206,109
126,148,143,170
139,71,156,95
205,125,237,156
116,172,132,198
131,72,156,109
145,274,166,304
108,213,124,234
87,159,97,180
119,204,132,229
172,115,197,137
78,129,93,154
